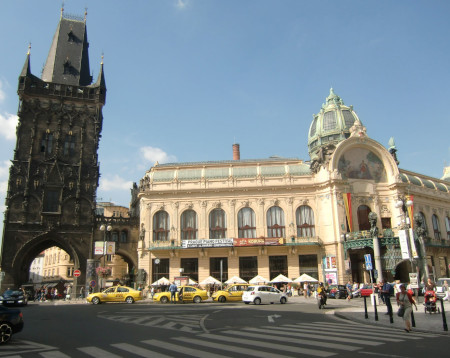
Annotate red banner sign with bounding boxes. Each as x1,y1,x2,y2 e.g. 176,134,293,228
233,238,284,246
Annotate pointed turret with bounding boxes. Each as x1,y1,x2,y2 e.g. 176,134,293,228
42,13,92,86
94,56,106,89
20,45,31,77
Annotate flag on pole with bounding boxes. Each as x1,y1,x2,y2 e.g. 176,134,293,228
343,193,353,232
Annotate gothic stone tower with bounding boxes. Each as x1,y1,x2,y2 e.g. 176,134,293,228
0,12,106,292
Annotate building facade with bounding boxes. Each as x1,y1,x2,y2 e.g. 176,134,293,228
137,89,450,287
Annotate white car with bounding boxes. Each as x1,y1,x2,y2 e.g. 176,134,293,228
242,285,287,305
436,278,450,298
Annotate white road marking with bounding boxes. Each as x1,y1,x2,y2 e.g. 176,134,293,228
78,346,123,358
111,343,172,358
143,339,229,358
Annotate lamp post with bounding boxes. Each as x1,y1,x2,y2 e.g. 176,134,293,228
99,223,112,289
395,196,417,280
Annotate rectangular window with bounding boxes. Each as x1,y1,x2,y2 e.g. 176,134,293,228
210,257,228,282
299,254,319,280
180,258,198,282
239,256,258,282
152,258,169,284
43,189,61,213
269,255,288,280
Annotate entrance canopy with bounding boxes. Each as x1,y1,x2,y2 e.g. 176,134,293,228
225,276,247,284
200,276,221,285
294,274,318,283
151,277,171,286
270,274,292,283
249,275,269,284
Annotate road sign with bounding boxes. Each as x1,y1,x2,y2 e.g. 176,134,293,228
364,254,373,270
73,269,81,277
90,280,96,287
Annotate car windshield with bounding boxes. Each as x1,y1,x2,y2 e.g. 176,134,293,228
246,287,255,292
436,279,449,286
3,290,20,296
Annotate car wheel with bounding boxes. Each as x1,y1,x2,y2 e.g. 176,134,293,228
254,297,261,305
280,297,287,304
126,296,134,304
92,297,100,305
193,296,202,304
218,296,226,303
0,323,13,344
160,296,169,304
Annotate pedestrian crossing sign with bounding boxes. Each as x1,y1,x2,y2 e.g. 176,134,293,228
364,254,373,270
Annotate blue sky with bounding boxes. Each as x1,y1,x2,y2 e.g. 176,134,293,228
1,0,449,234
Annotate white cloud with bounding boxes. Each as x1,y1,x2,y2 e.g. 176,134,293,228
0,80,5,102
175,0,188,10
140,146,177,164
99,175,133,192
0,112,18,140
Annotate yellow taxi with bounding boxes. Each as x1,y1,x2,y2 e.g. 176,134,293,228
86,285,143,304
211,284,250,302
153,285,208,304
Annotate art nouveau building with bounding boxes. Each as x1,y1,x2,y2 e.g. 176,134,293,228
137,89,450,286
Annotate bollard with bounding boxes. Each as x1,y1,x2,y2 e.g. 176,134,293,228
389,310,394,324
373,294,378,321
364,296,368,319
439,298,448,331
411,308,416,328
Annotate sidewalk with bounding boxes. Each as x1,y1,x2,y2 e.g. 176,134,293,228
292,295,450,335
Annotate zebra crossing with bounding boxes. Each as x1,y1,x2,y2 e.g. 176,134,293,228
1,321,436,358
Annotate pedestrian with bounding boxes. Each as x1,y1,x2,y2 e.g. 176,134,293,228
396,284,417,332
303,282,308,298
79,286,85,299
380,279,393,316
425,278,436,292
442,281,450,301
169,281,178,303
66,285,72,301
346,281,352,300
150,286,155,299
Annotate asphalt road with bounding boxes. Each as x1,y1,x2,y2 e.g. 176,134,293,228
2,300,449,357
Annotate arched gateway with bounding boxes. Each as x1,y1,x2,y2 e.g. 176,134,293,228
1,12,108,293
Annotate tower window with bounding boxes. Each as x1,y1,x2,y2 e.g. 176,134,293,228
41,132,53,154
64,134,75,156
43,189,61,213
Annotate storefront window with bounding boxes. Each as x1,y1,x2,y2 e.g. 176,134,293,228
152,258,169,284
181,258,198,282
299,254,318,279
239,256,258,282
210,257,228,282
269,255,288,280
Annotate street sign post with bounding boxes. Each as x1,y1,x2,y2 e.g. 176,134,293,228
364,254,373,270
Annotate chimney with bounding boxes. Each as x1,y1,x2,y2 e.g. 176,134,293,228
232,143,240,160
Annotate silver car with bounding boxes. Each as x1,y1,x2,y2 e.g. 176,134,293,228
242,285,288,305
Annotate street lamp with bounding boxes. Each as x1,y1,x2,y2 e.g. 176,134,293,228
99,224,112,289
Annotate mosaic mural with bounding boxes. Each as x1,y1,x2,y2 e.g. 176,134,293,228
338,148,387,183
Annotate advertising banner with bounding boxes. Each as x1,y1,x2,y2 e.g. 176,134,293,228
409,273,418,289
409,228,419,259
94,241,104,255
323,256,337,271
233,238,284,246
398,230,410,259
326,272,337,285
106,241,116,255
181,238,234,248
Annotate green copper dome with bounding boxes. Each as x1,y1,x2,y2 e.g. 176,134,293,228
308,88,362,159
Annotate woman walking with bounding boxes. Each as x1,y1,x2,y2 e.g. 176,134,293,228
396,284,417,332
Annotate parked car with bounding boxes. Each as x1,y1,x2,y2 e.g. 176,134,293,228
328,285,348,299
153,285,208,304
436,278,450,298
212,284,250,302
0,289,28,307
242,285,287,305
0,306,24,344
86,285,143,305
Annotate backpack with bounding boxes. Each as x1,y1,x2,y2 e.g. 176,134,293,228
388,284,394,295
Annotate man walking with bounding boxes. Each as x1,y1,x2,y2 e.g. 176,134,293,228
380,279,393,315
169,282,178,303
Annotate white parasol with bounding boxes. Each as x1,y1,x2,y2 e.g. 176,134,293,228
151,277,171,286
224,276,247,284
200,276,222,285
294,273,318,283
249,275,269,284
270,274,293,283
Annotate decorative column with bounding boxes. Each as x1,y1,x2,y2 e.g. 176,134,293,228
369,212,383,282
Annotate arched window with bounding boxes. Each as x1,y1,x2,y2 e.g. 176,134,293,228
120,230,128,243
432,214,441,240
111,231,119,242
153,211,170,241
267,206,285,238
209,209,227,239
237,208,256,238
296,205,316,237
181,209,197,240
357,205,371,231
446,216,450,240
